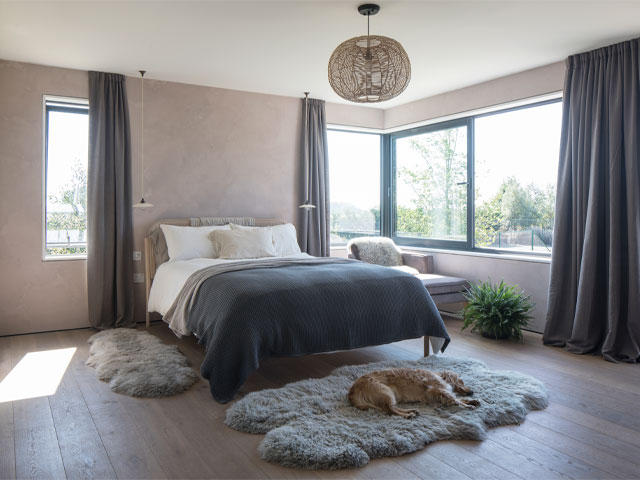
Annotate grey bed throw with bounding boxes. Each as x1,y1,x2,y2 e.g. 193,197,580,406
165,258,450,403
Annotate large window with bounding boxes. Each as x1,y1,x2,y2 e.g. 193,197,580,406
393,120,470,248
328,97,562,255
44,98,89,259
328,130,381,245
474,101,562,253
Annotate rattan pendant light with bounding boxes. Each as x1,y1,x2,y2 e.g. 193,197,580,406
328,3,411,103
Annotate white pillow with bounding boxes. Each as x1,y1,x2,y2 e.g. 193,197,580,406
160,224,231,261
230,223,301,257
209,228,277,259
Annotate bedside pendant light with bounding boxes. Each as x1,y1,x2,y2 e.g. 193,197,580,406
299,92,316,210
133,70,154,208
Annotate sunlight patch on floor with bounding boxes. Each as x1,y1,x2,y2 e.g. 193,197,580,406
0,347,76,402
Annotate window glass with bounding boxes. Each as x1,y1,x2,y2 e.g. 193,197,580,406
45,102,89,258
394,124,468,244
328,130,381,246
474,101,562,253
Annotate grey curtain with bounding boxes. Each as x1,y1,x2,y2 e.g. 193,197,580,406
543,39,640,362
87,72,135,329
299,98,330,257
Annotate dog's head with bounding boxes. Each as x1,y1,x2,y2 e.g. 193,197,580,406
439,371,473,395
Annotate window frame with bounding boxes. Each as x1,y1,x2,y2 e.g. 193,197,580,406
42,95,89,261
388,117,474,250
328,94,562,257
468,97,562,257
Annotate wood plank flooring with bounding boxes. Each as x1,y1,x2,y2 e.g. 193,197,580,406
0,318,638,479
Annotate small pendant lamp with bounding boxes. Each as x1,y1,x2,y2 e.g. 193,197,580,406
133,70,154,208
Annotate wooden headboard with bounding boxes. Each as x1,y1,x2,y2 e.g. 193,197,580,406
143,217,285,326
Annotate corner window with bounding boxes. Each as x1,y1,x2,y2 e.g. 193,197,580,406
327,97,562,256
328,129,381,246
44,97,89,259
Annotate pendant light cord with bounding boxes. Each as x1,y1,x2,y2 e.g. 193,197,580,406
366,13,371,98
304,92,310,205
140,71,145,198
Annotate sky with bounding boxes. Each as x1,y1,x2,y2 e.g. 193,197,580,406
328,101,562,210
328,130,380,211
46,110,88,213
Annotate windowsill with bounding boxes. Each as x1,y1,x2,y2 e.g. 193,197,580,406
400,246,551,264
43,255,87,262
331,245,551,264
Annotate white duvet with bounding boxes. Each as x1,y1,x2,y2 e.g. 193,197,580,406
147,253,312,316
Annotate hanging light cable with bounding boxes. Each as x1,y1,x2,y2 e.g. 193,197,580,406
133,70,154,208
299,92,316,210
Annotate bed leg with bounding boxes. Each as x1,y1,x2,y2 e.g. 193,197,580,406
146,311,150,328
424,336,430,357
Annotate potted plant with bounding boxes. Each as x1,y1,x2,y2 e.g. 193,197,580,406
461,280,535,340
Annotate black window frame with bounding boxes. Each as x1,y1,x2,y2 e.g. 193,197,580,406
388,117,474,250
327,96,562,257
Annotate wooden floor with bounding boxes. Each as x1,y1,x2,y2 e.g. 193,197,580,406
1,318,639,480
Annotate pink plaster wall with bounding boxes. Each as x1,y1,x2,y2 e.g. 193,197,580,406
383,62,566,129
1,59,378,335
0,61,89,336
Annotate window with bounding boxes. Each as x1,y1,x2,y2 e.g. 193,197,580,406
328,130,381,246
474,101,562,253
44,97,89,259
328,96,562,256
392,120,471,248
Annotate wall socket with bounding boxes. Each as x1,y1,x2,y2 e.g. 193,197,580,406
133,273,145,283
133,251,142,261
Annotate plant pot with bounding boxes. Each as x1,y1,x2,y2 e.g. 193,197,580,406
481,330,509,340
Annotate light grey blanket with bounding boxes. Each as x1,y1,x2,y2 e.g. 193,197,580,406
163,256,354,336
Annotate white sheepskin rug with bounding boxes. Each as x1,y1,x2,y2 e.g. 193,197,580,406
86,328,198,397
225,356,548,469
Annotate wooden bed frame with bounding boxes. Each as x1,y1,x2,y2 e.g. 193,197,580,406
143,217,431,356
143,218,285,327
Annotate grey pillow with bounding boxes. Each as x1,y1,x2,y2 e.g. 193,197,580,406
347,237,403,267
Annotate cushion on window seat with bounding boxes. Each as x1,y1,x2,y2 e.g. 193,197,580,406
417,274,470,296
347,237,403,266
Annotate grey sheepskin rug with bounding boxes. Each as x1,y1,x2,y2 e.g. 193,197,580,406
86,328,198,397
225,356,548,469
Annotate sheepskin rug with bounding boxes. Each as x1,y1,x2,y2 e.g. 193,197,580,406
225,356,548,469
86,328,198,397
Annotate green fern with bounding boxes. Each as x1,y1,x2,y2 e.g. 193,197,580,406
461,280,535,340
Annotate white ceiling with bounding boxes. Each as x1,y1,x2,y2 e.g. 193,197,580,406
1,1,639,108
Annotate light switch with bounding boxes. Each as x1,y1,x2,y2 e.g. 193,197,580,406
133,273,145,283
133,251,142,261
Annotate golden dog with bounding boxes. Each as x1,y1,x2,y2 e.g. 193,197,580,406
348,368,480,418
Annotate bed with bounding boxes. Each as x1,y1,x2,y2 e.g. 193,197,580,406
145,217,450,403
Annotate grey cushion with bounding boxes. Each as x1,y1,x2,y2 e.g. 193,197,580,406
417,274,470,296
401,252,434,274
347,237,403,267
